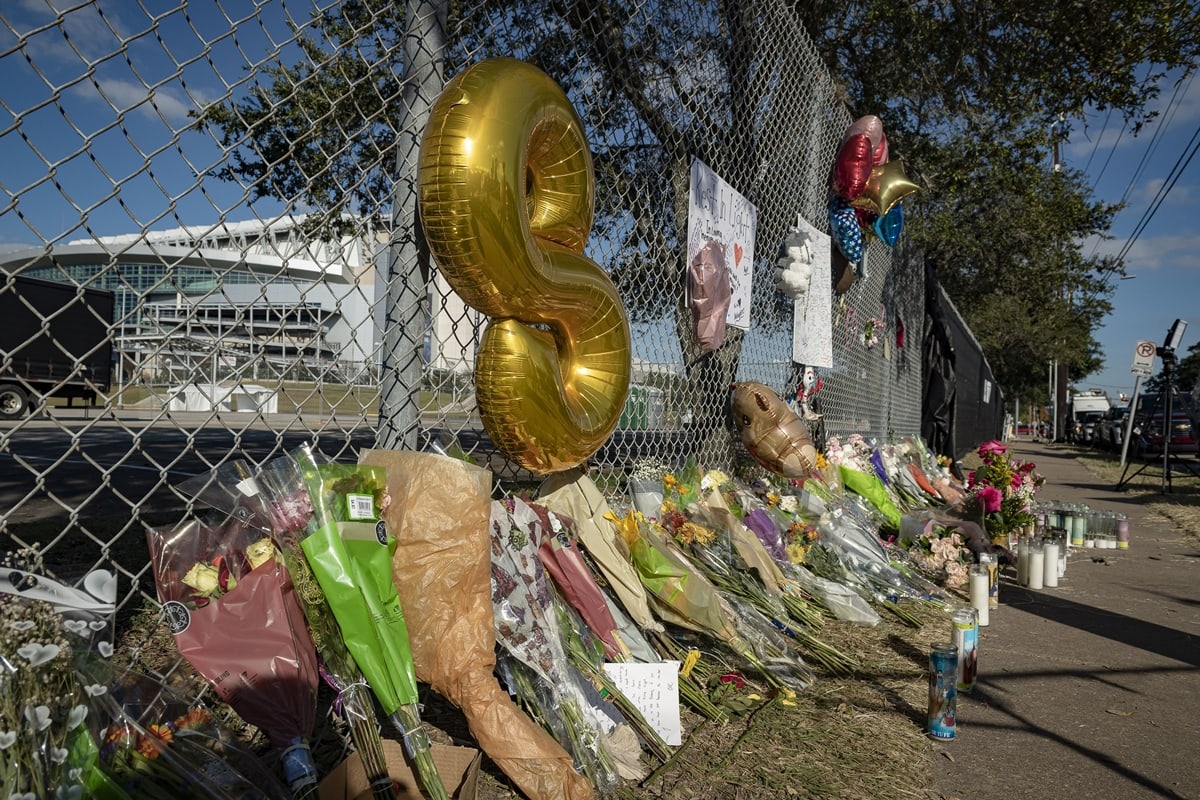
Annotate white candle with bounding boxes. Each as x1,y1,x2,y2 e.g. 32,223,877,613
1043,540,1059,587
969,566,990,626
1017,538,1030,586
1028,544,1045,590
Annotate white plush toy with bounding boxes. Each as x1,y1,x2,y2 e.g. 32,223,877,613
774,228,814,300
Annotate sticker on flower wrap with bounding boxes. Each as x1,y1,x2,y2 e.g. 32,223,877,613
374,520,388,546
162,600,191,635
348,493,374,521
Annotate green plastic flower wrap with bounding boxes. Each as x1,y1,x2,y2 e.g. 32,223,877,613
292,445,448,800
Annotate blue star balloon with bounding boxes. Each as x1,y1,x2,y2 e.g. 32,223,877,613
829,198,864,262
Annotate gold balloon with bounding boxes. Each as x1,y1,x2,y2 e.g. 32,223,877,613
850,159,919,217
418,58,632,474
730,382,818,479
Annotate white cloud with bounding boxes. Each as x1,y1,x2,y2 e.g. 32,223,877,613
61,76,198,128
1104,230,1200,273
94,77,197,125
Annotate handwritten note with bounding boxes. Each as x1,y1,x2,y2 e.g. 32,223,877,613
602,660,682,745
791,213,833,368
687,159,757,331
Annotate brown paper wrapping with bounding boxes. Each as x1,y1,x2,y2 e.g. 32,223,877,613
359,450,594,800
537,468,662,634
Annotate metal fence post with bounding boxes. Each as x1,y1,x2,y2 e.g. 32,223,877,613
377,0,448,451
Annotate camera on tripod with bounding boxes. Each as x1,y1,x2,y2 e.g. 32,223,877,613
1121,318,1194,493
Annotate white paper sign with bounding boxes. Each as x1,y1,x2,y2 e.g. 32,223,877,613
790,214,833,368
687,159,757,330
602,660,682,745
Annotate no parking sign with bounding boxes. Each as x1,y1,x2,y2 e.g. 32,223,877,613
1131,340,1156,377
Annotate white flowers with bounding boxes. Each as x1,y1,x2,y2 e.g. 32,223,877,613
66,705,87,730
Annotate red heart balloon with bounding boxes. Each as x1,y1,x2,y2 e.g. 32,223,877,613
833,133,873,199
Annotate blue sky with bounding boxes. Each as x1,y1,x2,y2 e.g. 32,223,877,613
1,0,1196,406
0,0,300,248
1070,70,1200,403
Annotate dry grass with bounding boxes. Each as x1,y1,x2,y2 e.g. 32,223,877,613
467,605,950,800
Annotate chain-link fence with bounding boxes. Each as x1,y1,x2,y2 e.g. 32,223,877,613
1,0,923,620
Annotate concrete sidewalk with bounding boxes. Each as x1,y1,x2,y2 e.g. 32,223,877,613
932,442,1200,800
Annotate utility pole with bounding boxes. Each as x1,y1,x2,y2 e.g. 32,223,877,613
1051,114,1069,441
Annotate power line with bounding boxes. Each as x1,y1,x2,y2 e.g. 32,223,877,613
1117,72,1195,210
1114,120,1200,264
1086,72,1194,261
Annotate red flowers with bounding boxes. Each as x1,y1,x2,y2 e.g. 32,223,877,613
977,486,1003,513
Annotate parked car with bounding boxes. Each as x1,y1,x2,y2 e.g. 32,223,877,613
1129,392,1198,458
1071,410,1106,446
1098,406,1130,451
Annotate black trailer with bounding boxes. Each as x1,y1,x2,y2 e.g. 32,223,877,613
0,273,115,418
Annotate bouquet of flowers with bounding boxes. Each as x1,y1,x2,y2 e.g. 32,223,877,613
823,435,903,531
0,553,110,800
289,448,447,800
966,440,1043,543
897,521,973,589
605,508,810,693
490,498,624,791
179,457,399,800
520,499,672,762
361,448,595,800
529,506,631,662
807,505,949,626
87,670,290,799
537,467,665,661
671,478,851,676
146,513,321,798
733,482,882,626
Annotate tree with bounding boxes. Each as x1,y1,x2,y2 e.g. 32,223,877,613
790,0,1200,400
193,0,1200,445
193,1,408,236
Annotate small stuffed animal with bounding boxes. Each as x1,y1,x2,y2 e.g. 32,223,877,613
774,229,814,300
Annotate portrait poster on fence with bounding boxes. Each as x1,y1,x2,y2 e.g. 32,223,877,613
790,214,833,368
686,158,757,331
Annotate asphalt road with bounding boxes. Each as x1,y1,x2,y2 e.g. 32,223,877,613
0,408,696,527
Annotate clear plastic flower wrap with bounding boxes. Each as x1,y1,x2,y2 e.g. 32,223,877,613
85,670,291,799
145,512,321,798
490,498,623,792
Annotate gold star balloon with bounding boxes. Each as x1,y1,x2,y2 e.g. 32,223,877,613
850,159,919,217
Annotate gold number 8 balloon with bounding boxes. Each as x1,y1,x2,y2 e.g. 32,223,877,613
418,58,632,474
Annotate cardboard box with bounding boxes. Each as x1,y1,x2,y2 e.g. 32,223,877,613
318,740,481,800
